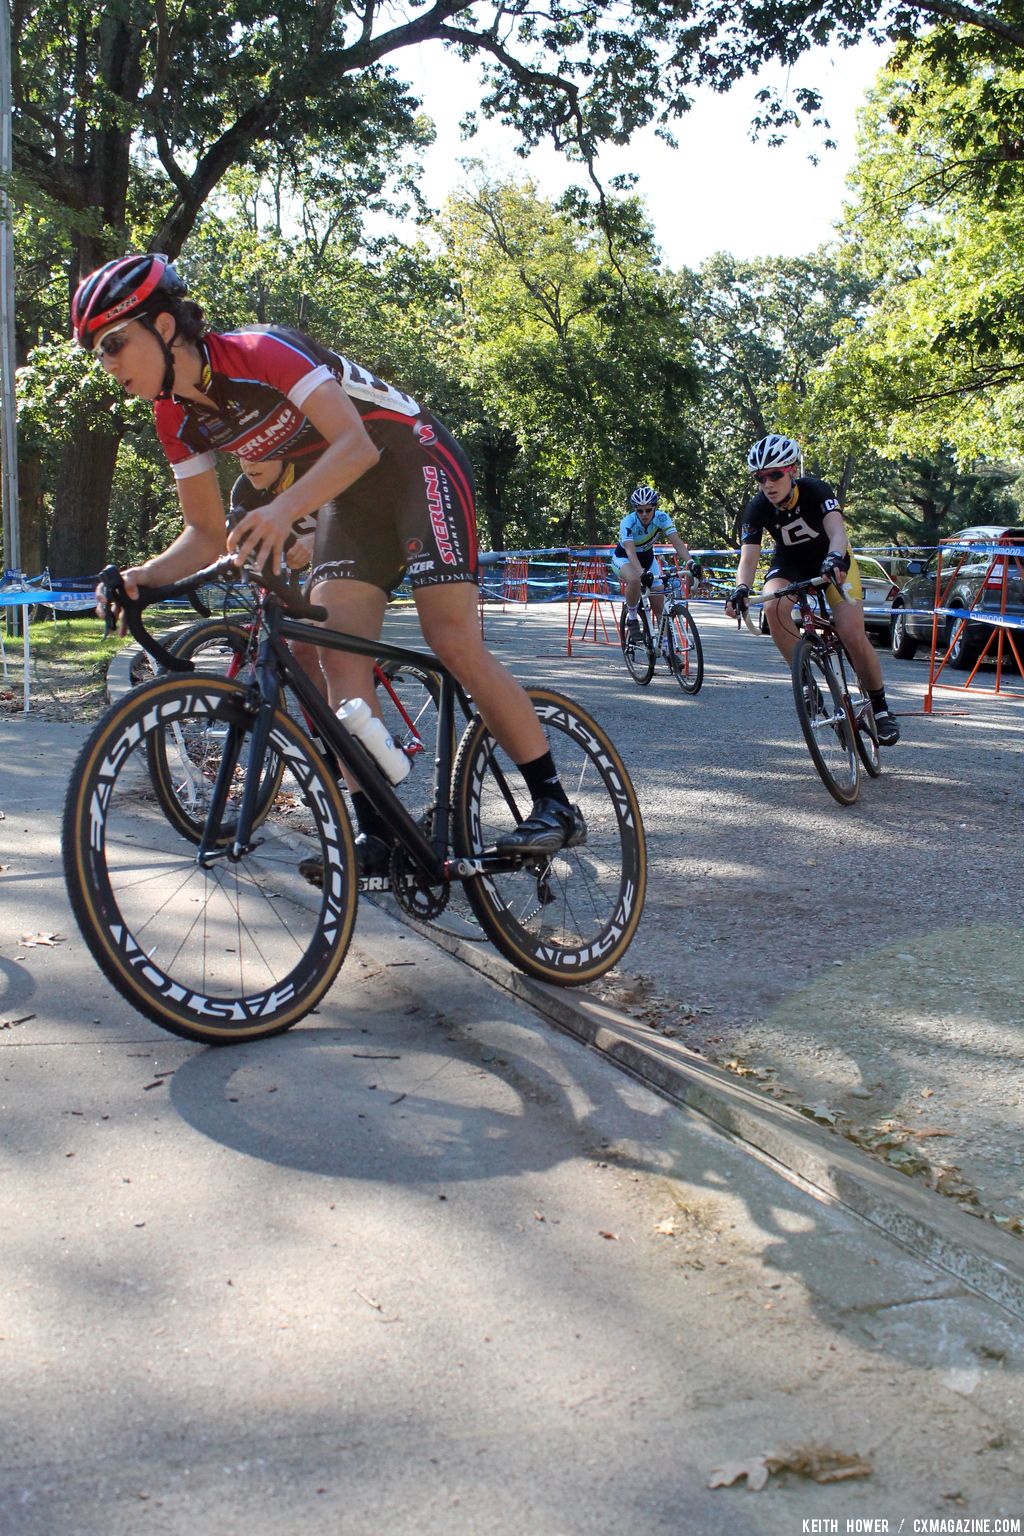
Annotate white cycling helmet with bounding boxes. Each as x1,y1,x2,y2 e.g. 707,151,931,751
630,486,659,508
747,434,802,472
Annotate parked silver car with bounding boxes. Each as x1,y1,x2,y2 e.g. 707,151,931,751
890,525,1024,667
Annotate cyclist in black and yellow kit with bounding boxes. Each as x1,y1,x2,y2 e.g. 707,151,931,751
724,435,900,745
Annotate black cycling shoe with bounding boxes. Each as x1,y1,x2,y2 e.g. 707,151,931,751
874,710,901,746
494,796,587,857
625,616,641,640
298,833,393,889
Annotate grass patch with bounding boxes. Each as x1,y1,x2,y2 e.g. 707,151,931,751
1,608,187,721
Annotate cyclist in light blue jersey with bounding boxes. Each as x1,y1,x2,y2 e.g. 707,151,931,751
613,487,696,641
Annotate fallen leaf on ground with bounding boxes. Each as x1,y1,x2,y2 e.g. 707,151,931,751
708,1457,772,1491
654,1218,677,1236
18,932,62,948
709,1444,872,1491
598,1230,619,1241
802,1103,839,1125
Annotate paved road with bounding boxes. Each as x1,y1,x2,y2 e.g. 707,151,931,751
466,600,1024,1232
0,624,1021,1534
0,614,1019,1536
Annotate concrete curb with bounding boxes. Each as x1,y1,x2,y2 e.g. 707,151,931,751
409,916,1024,1323
106,639,1024,1320
105,641,142,703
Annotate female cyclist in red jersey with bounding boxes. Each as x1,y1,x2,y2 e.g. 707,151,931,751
73,254,585,863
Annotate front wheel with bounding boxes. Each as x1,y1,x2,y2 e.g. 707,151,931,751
63,675,358,1045
619,604,655,685
791,639,860,805
452,689,646,985
665,605,704,694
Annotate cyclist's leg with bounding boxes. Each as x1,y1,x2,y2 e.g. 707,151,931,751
616,555,643,612
387,422,584,855
306,575,388,714
414,581,544,759
828,593,883,692
762,570,803,663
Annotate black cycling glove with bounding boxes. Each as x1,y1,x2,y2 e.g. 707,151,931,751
727,583,750,614
820,551,851,584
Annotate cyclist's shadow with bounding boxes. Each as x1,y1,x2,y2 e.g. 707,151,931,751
167,1022,584,1185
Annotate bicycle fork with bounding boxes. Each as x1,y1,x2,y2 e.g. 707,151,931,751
196,668,281,867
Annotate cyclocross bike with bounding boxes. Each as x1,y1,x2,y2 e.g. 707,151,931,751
618,572,704,694
63,558,647,1046
766,576,882,806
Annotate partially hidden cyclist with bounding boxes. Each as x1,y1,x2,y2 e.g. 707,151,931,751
724,434,900,745
229,454,327,697
73,253,586,873
613,486,697,658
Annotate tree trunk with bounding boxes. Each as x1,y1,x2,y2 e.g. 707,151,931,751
17,452,45,575
50,433,120,576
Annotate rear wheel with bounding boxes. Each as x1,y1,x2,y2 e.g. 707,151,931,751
664,605,704,695
792,639,860,805
63,675,358,1045
845,666,882,779
890,607,918,660
452,689,646,985
619,604,655,685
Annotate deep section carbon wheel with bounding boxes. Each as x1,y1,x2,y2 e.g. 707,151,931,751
63,675,358,1045
452,688,646,985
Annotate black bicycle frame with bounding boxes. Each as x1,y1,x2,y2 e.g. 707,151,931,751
201,600,522,884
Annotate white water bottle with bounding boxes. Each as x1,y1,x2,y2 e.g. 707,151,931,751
335,697,411,784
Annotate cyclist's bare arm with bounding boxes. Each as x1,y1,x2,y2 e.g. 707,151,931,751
725,543,760,615
822,507,851,562
227,381,380,574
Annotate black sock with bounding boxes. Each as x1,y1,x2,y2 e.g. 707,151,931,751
868,688,889,714
517,751,570,808
351,790,391,843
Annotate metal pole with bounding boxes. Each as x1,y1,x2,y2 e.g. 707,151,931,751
0,0,21,598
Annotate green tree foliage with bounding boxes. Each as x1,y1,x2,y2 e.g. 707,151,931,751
438,176,699,549
817,43,1024,461
673,252,872,546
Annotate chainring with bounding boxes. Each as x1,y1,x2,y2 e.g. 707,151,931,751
389,835,449,920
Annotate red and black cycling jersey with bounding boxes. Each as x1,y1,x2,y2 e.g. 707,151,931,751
739,476,841,574
153,326,425,480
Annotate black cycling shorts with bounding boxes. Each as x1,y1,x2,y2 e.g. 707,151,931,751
310,413,478,595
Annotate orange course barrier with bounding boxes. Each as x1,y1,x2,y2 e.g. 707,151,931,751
567,548,619,656
502,556,530,610
923,533,1024,712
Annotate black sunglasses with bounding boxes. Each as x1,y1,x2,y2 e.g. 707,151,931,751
753,468,791,484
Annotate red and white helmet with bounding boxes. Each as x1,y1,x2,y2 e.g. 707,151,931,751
747,434,802,472
71,254,187,349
